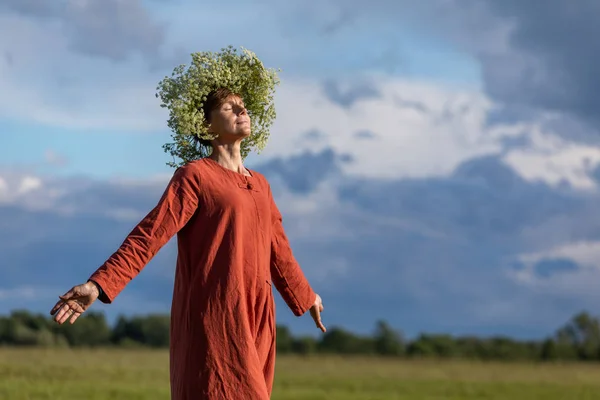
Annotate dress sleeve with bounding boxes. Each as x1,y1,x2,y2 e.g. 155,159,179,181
268,185,316,316
88,163,201,303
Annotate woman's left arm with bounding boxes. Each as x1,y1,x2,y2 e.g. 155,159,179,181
267,185,320,317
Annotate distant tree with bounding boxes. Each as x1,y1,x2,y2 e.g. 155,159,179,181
318,327,375,355
276,325,294,353
111,314,169,347
373,320,404,356
5,308,600,363
554,312,600,360
53,311,111,347
292,336,318,355
111,315,131,345
10,310,50,331
407,334,457,358
454,336,484,359
0,316,10,344
139,314,170,347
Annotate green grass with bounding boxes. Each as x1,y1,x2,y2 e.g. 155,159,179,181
3,348,600,399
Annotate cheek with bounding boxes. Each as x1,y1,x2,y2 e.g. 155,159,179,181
211,115,228,129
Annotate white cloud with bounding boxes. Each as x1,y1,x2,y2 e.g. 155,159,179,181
502,123,600,190
104,208,144,222
17,176,42,194
264,75,600,189
264,76,502,178
0,169,165,218
510,267,600,303
3,14,509,179
507,240,600,303
0,13,168,131
0,285,40,300
0,177,7,198
518,240,600,271
0,172,47,206
4,8,600,190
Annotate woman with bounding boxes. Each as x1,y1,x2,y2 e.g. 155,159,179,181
50,87,325,399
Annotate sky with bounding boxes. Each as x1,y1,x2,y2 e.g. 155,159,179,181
3,0,600,339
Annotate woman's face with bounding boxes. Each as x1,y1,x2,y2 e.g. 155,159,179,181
208,95,251,139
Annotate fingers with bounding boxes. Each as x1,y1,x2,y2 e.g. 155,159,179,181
52,288,76,313
314,312,326,333
50,286,85,321
53,303,72,324
308,293,325,332
67,301,86,313
52,299,86,325
50,299,64,315
316,318,326,333
70,311,82,324
310,306,327,333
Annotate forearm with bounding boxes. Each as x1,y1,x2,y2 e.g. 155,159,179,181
88,219,171,303
270,221,316,316
88,164,200,303
268,185,316,316
271,257,316,316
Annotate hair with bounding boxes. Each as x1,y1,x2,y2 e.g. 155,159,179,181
194,87,243,155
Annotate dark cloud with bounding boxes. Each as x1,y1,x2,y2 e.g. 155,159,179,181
474,0,600,124
1,0,166,63
265,152,597,337
434,1,600,135
257,148,348,194
590,165,600,185
532,258,579,279
393,96,429,114
499,134,531,152
288,0,600,139
319,7,355,36
2,149,600,338
66,0,165,62
3,51,13,67
339,155,583,250
354,130,377,140
302,129,326,140
0,0,59,18
321,79,382,108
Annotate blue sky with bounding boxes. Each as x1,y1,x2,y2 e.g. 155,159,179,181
0,0,481,179
3,0,600,339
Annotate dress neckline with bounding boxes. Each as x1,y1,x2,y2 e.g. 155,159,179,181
203,157,254,178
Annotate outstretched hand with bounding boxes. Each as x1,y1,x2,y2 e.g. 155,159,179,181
309,293,326,333
50,281,100,325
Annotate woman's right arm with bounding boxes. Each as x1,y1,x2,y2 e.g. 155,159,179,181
88,162,201,303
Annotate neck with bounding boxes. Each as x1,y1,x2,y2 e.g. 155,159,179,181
208,141,247,174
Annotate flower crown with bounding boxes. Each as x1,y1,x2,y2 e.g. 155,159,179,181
156,46,281,168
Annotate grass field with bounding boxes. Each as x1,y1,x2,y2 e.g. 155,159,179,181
3,349,600,399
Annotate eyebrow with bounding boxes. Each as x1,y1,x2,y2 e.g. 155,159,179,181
224,101,245,108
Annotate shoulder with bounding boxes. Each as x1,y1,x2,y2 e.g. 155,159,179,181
171,159,206,186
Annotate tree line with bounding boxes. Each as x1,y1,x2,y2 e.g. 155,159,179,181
1,309,600,361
